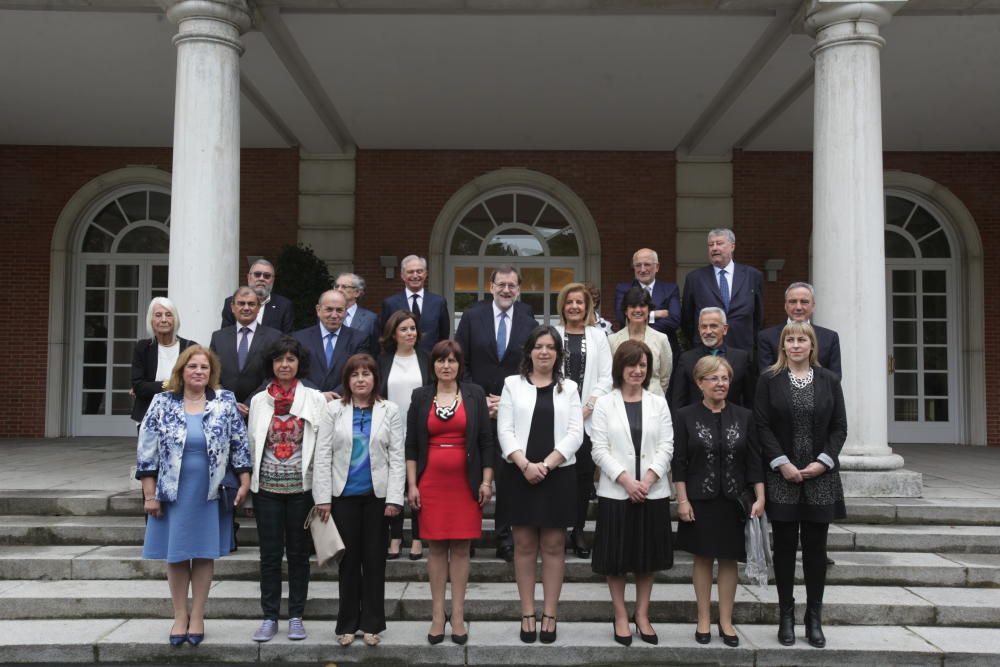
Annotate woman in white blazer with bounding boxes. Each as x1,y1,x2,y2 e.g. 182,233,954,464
590,339,675,647
314,353,405,647
497,325,583,645
247,337,328,643
554,282,612,559
608,287,672,397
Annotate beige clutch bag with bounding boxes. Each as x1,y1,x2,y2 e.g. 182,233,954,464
304,506,345,567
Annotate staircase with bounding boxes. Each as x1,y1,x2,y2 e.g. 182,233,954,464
0,490,999,666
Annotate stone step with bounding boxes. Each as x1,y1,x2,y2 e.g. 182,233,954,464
2,546,998,587
2,579,999,627
4,515,1000,554
0,619,996,665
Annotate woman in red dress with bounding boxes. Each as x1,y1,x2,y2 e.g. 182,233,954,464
405,340,494,645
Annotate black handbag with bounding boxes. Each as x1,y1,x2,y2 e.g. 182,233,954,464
736,487,757,522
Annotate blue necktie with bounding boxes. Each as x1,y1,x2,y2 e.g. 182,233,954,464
237,327,250,371
496,312,507,359
718,269,730,311
325,331,336,368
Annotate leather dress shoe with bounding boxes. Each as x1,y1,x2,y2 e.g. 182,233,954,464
496,544,514,563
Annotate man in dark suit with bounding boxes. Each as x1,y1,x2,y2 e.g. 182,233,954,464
681,228,764,355
379,255,451,354
758,282,842,379
292,289,370,399
669,307,755,411
615,247,681,359
336,272,381,354
220,258,294,333
454,265,536,562
210,286,283,417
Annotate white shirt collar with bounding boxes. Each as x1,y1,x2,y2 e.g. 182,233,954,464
639,278,656,291
492,301,512,320
714,260,735,276
318,322,340,338
238,320,258,333
347,303,358,317
406,288,425,300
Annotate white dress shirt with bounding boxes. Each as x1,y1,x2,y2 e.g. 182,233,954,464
406,288,424,313
492,301,514,339
236,321,258,354
714,261,735,295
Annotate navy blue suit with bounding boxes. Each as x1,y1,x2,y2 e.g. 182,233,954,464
210,324,283,405
615,279,681,359
347,305,382,356
681,263,764,354
757,323,842,380
221,293,294,333
454,300,536,397
380,290,451,354
291,323,370,394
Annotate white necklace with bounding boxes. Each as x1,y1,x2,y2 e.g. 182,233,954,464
788,368,814,389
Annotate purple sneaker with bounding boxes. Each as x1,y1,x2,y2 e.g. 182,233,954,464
288,617,307,641
252,619,277,642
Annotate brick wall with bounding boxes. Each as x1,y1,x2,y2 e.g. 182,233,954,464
0,145,298,437
353,149,676,323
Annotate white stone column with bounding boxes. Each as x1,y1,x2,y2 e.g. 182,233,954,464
165,0,252,345
807,0,920,496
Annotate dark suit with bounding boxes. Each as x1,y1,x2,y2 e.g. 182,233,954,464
668,344,756,411
221,293,294,333
405,383,495,502
671,402,763,501
615,279,681,358
291,323,370,394
348,305,382,356
209,324,283,405
380,290,451,354
454,300,536,397
757,324,842,380
129,337,197,421
681,263,764,354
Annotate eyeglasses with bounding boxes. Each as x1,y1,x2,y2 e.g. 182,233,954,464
251,271,273,279
492,282,519,291
702,375,731,385
334,283,357,290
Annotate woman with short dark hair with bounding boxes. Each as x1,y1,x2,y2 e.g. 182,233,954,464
313,354,405,647
608,287,672,396
247,336,327,643
590,340,674,646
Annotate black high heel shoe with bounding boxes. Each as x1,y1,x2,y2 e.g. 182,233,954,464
539,614,557,644
427,615,447,645
450,617,468,645
520,615,537,644
613,620,632,646
717,622,739,647
569,529,591,559
695,629,711,644
631,615,658,645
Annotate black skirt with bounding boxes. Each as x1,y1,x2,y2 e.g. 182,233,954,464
591,496,673,576
497,462,577,529
676,495,747,562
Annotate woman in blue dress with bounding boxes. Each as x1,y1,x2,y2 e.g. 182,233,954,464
136,345,252,646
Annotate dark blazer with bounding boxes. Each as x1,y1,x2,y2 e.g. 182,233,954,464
454,300,536,396
380,290,451,354
681,263,764,354
209,324,283,405
672,402,764,501
129,337,197,421
291,323,370,394
753,366,847,469
221,293,294,334
668,345,755,412
615,278,681,358
378,349,432,399
348,305,382,356
405,382,494,502
757,324,842,380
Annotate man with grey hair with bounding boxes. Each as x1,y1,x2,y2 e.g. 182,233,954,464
220,258,294,333
379,254,451,353
681,228,764,356
335,272,381,354
614,247,682,359
757,282,842,378
669,306,755,411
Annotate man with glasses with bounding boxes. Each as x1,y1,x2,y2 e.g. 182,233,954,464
335,272,381,354
379,255,451,353
454,265,536,563
668,307,755,412
614,248,681,359
220,259,294,333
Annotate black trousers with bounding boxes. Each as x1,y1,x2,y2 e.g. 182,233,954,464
771,519,829,607
573,433,594,532
388,478,419,541
492,419,512,547
331,493,389,634
254,490,313,620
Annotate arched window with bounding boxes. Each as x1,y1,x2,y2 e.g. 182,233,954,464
446,188,584,326
76,186,170,435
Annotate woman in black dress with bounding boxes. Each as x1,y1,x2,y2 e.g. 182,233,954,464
590,340,674,646
497,326,583,644
755,322,846,649
673,355,764,647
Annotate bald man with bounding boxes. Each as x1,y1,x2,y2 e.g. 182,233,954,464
614,247,681,358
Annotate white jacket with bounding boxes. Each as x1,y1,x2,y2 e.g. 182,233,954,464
590,389,674,501
247,381,328,493
554,324,613,435
312,399,405,507
497,375,583,467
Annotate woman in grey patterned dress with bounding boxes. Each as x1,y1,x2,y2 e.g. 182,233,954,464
754,322,846,649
